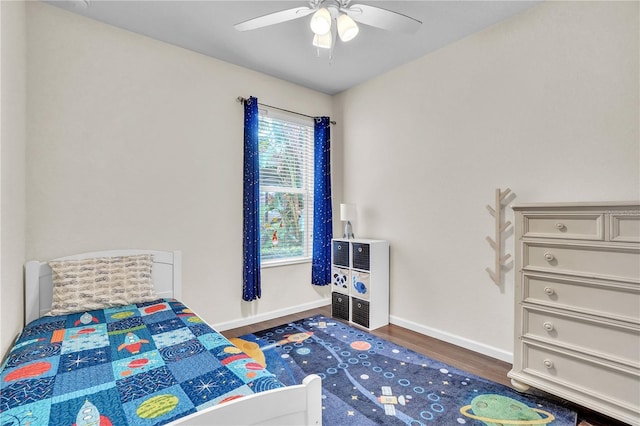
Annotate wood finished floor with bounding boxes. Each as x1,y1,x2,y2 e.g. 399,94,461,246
221,306,631,426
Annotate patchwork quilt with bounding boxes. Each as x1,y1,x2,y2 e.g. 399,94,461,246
0,299,284,426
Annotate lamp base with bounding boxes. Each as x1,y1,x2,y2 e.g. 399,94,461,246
343,221,354,239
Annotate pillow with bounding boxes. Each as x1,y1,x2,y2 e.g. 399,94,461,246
48,254,158,316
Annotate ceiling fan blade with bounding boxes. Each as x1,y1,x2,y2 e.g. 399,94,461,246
346,4,421,34
234,6,315,32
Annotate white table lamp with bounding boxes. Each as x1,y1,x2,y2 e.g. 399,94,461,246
340,203,356,239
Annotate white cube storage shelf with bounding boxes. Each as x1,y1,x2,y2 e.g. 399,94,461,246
331,238,389,330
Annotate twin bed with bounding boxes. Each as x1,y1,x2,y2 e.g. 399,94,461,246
2,249,322,425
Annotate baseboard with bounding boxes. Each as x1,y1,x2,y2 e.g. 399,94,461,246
213,298,331,331
213,303,513,363
390,314,513,364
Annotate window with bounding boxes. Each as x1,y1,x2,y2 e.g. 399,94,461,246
258,108,314,264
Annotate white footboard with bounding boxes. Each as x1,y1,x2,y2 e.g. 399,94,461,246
170,374,322,425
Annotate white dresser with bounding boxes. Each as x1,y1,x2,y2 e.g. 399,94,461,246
509,202,640,425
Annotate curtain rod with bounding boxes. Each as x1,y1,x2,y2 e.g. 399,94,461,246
236,96,336,125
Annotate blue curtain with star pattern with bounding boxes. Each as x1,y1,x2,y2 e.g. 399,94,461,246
242,96,261,301
312,117,333,285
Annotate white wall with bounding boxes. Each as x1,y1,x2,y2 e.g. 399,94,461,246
0,0,27,356
26,2,333,328
337,1,639,361
17,1,639,363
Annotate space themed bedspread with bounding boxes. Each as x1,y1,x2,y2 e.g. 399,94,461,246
0,299,285,425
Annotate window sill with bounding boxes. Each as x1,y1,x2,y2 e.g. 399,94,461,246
261,257,312,269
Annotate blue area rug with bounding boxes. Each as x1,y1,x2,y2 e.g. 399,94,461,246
236,315,577,426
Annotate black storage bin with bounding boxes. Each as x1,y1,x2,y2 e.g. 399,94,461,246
352,243,370,271
332,292,349,321
332,240,349,267
351,297,370,328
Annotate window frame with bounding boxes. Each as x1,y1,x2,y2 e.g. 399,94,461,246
257,107,314,268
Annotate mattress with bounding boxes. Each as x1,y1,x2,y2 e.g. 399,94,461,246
0,299,284,425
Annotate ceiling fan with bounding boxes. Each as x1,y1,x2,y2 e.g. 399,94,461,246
234,0,422,52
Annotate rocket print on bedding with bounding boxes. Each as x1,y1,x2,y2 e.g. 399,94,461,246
0,299,284,426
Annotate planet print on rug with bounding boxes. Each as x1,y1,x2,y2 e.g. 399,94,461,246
238,316,577,425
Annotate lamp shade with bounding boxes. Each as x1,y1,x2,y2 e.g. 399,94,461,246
337,13,359,42
310,7,331,35
312,32,332,49
340,203,356,221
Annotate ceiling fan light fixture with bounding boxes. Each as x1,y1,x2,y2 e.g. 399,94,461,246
337,13,359,42
310,7,332,35
312,32,332,49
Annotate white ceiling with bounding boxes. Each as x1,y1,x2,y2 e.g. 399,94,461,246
47,0,542,95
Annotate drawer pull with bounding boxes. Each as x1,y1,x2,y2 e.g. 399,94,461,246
543,252,555,262
555,223,565,230
543,322,555,332
543,359,554,369
543,287,555,296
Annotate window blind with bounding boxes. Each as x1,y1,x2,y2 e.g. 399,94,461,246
258,108,314,263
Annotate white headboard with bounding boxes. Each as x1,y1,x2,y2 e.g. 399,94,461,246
24,249,182,325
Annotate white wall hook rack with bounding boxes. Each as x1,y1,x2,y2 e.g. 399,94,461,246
486,187,514,284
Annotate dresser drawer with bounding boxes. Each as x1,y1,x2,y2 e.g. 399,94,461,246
523,308,640,365
611,213,640,242
523,274,640,324
522,343,639,411
523,213,604,240
524,243,640,282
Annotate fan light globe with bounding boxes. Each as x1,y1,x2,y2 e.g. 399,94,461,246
337,13,359,42
310,7,331,35
312,32,332,49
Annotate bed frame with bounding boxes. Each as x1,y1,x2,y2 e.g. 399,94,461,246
24,249,183,324
23,249,322,426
